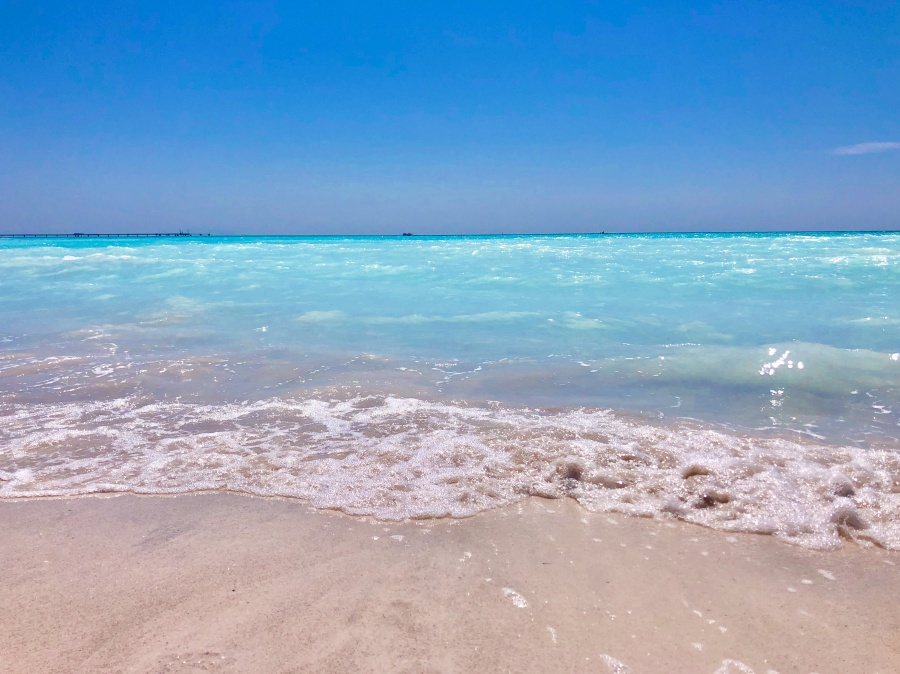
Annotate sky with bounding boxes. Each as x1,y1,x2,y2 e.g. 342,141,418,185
1,1,899,235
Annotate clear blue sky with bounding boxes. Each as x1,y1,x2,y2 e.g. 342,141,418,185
1,1,898,234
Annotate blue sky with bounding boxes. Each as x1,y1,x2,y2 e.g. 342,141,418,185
1,1,898,234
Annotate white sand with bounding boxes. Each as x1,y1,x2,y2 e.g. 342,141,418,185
1,493,898,673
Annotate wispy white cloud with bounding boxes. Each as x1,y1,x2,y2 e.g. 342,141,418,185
834,141,900,156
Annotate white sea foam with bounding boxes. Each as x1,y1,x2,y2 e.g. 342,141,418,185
1,394,897,550
296,310,347,323
365,311,537,325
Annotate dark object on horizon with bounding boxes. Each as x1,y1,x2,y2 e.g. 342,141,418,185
0,231,196,238
402,232,413,236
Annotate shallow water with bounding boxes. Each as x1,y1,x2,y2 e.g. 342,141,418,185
1,233,898,547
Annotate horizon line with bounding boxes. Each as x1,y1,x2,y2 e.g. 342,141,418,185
2,228,899,239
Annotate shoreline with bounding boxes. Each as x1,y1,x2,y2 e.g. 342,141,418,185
2,493,898,673
5,391,899,551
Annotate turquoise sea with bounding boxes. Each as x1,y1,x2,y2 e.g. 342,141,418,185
1,233,898,548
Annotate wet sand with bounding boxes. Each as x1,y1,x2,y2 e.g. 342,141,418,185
1,494,898,674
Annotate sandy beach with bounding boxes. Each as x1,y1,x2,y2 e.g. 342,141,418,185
1,493,897,674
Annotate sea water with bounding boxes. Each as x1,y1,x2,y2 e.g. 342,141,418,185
1,233,898,549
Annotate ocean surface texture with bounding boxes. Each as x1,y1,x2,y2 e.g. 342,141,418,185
1,233,898,549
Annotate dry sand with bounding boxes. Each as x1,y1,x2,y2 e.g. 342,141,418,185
1,493,898,674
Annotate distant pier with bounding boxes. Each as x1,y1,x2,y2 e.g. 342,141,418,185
0,231,204,238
